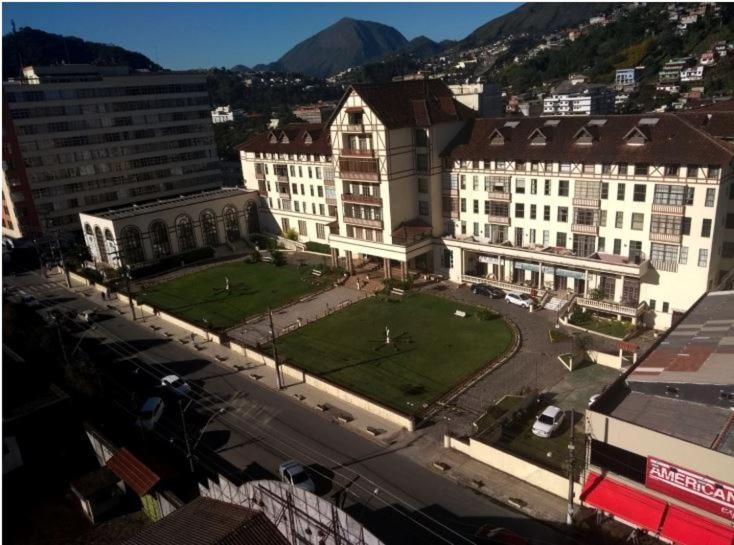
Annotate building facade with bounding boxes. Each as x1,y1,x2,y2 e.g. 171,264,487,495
78,187,258,268
543,80,616,116
239,82,734,330
447,83,504,117
2,65,220,237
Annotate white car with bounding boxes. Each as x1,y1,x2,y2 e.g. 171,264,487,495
161,375,191,397
532,406,564,438
278,460,316,493
505,292,534,309
137,397,165,431
76,309,96,323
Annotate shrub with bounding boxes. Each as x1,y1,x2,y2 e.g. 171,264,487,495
284,227,299,241
382,277,414,293
79,267,105,284
305,241,331,255
129,247,214,279
588,288,605,301
271,249,286,266
477,308,495,321
249,233,277,251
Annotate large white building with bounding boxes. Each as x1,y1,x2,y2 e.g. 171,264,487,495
2,65,220,236
543,79,616,116
239,81,734,330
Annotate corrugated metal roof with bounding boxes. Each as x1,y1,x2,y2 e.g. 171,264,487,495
106,448,160,496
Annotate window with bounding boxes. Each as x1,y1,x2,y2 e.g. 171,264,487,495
633,184,647,202
515,178,526,194
544,180,551,196
679,246,688,264
460,198,466,213
705,188,716,207
708,166,721,178
556,232,567,247
665,165,679,176
722,242,734,258
613,239,622,255
119,225,145,264
317,186,323,197
575,180,601,200
473,200,479,214
418,177,428,193
473,222,480,236
289,165,295,176
310,186,315,197
575,208,597,226
634,164,648,176
682,217,691,235
602,163,612,175
529,228,536,243
149,220,171,259
315,167,321,179
419,200,429,216
617,183,626,200
292,183,298,194
615,211,624,229
701,218,712,237
530,179,537,194
201,211,218,246
311,203,316,214
631,213,644,231
472,176,479,190
654,184,685,205
650,299,656,311
294,201,300,212
557,207,568,222
687,165,699,178
662,302,669,313
530,204,537,219
698,248,708,267
298,220,307,236
542,230,550,246
560,162,571,173
618,163,628,176
484,200,490,214
651,243,678,262
598,237,606,252
442,249,453,268
316,223,325,239
460,175,466,190
559,180,569,197
515,203,525,218
651,215,682,235
543,205,550,221
728,214,734,229
686,187,695,205
601,182,609,200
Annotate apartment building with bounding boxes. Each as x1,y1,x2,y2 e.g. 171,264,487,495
2,64,220,237
584,290,734,545
447,83,503,117
239,81,734,330
542,80,616,116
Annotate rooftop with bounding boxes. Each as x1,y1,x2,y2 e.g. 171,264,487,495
239,123,330,156
82,188,256,221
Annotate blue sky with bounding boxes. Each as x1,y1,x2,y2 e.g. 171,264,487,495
2,3,519,69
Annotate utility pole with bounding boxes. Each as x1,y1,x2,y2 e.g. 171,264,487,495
566,410,576,526
268,307,282,390
124,265,136,320
179,399,195,473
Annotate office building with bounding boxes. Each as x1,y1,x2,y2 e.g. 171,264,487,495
543,79,616,116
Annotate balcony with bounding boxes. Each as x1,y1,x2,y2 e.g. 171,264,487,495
341,148,374,158
572,197,600,208
325,197,337,206
571,223,598,235
344,124,365,133
276,174,289,182
339,157,379,182
324,178,335,188
255,171,265,181
442,209,459,219
650,231,682,244
277,183,290,196
488,215,511,225
488,191,511,201
651,259,678,273
652,202,685,215
343,216,383,229
576,298,646,318
342,193,382,206
442,185,459,196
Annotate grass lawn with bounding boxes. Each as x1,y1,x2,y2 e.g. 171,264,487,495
137,262,331,330
569,310,633,339
272,293,514,414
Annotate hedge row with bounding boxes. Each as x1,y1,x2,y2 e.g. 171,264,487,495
304,241,331,255
130,247,215,279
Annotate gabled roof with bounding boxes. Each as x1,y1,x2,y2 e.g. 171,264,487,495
332,79,475,130
122,497,290,545
238,123,331,155
442,113,734,166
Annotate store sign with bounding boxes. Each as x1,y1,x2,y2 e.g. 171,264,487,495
555,268,585,279
646,457,734,520
478,255,500,265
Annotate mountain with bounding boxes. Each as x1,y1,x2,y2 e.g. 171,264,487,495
272,18,408,78
2,27,161,79
230,64,251,73
461,3,613,48
399,36,454,58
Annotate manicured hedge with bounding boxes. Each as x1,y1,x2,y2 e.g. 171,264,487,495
305,241,331,255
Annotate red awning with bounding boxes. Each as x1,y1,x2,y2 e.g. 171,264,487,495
581,473,667,532
660,505,734,545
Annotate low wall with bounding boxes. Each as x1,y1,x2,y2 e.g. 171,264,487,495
445,435,581,502
587,349,623,369
154,310,222,345
69,271,108,295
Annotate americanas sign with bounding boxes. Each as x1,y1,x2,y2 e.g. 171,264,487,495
646,457,734,520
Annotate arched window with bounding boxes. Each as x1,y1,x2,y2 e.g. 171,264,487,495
200,210,219,246
149,220,171,259
223,205,240,242
176,215,197,252
119,226,145,264
84,223,93,235
94,226,109,263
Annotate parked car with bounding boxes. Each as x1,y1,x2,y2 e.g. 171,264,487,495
475,524,530,545
471,284,503,298
532,406,564,438
588,394,601,407
278,460,316,492
76,309,96,323
161,374,191,397
19,292,41,308
137,397,165,431
504,292,534,309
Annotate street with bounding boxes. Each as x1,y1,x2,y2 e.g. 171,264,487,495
5,269,573,545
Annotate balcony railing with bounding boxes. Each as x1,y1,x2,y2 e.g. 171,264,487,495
651,202,685,215
339,157,379,181
571,223,598,235
488,215,511,225
276,174,289,182
255,171,265,181
341,148,374,158
462,275,547,298
326,197,337,206
343,216,383,229
342,193,382,206
488,191,511,201
344,124,364,133
392,233,432,246
324,179,335,187
651,259,678,273
277,184,290,196
572,197,600,208
576,298,646,317
442,185,459,196
650,231,682,244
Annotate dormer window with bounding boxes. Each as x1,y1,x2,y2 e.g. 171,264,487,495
268,132,278,144
527,128,548,146
623,127,649,146
489,128,506,146
573,127,595,145
303,132,313,145
280,133,290,144
348,112,363,125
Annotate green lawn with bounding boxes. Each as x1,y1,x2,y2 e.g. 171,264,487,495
137,262,331,330
272,294,514,414
569,310,633,339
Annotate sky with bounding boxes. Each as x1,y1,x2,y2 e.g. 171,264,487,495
2,2,519,70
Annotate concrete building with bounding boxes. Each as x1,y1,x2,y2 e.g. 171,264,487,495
614,68,642,90
292,102,335,124
2,65,220,237
448,82,504,117
543,80,616,116
680,65,705,83
584,289,734,545
211,105,242,124
660,58,693,83
78,187,258,268
239,81,734,330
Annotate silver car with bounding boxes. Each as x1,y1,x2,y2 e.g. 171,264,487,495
278,460,316,493
504,292,534,309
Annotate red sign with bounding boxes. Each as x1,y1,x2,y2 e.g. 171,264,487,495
646,457,734,521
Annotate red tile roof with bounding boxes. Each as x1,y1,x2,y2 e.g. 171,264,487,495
238,123,331,156
122,497,290,545
106,448,160,496
442,113,734,166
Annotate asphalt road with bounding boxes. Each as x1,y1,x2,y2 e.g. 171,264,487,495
5,269,572,545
